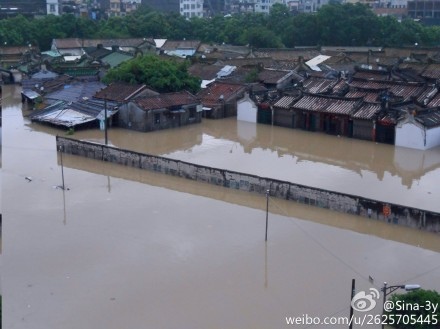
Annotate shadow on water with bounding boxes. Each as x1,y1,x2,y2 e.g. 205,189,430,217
61,153,440,253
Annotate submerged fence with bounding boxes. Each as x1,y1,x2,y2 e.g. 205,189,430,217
56,136,440,233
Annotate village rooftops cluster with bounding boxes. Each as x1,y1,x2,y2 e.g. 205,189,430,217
5,38,440,150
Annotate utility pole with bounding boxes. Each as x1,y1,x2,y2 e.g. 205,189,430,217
104,97,108,145
265,189,269,241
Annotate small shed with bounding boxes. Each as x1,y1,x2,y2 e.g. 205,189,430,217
118,91,202,132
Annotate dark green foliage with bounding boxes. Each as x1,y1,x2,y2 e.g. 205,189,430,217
387,289,440,329
102,55,201,94
1,3,440,50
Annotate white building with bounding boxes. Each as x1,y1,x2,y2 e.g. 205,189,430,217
237,93,258,123
231,0,287,14
395,111,440,150
180,0,204,18
47,0,61,15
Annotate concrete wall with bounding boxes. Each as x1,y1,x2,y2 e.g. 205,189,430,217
56,136,440,233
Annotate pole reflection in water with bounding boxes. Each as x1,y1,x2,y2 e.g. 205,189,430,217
2,85,440,329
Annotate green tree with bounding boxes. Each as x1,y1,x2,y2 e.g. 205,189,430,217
102,54,201,94
387,289,440,329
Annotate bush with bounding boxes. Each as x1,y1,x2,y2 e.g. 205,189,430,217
387,289,440,329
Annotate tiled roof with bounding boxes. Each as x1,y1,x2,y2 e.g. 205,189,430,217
352,103,381,119
0,46,32,55
353,70,390,80
348,79,425,101
53,38,83,49
416,109,440,128
417,85,438,105
219,57,276,68
94,82,149,102
427,92,440,107
421,64,440,80
197,82,246,106
258,69,292,84
161,40,201,51
135,91,199,110
292,94,358,115
188,63,223,80
253,48,320,61
302,76,338,94
273,96,298,109
345,90,380,103
53,38,154,50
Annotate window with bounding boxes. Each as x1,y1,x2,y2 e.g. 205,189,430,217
49,4,56,12
154,113,160,124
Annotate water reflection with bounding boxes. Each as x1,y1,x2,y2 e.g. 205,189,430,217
3,84,440,329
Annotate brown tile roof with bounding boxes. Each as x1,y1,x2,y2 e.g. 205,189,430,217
188,63,222,80
219,57,276,68
94,82,150,102
197,82,246,107
292,94,358,115
421,64,440,80
135,91,199,110
352,103,381,119
258,69,292,84
353,70,391,80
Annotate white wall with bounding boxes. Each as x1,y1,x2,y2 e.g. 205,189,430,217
426,126,440,149
237,94,258,123
395,122,426,150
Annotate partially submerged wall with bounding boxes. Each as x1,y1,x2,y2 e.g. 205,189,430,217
56,136,440,233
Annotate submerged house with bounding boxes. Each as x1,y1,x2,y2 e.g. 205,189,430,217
351,102,382,141
289,94,359,136
28,98,118,129
197,81,246,119
118,91,202,132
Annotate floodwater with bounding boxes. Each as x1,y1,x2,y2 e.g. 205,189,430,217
2,84,440,329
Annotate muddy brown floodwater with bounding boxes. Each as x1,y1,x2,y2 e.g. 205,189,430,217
2,85,440,329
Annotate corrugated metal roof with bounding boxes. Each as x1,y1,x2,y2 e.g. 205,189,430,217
101,52,133,68
29,99,118,128
135,91,199,110
352,103,381,119
45,81,106,103
305,55,331,71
